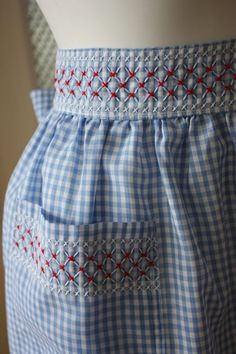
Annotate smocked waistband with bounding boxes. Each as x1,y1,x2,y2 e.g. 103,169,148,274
52,38,236,120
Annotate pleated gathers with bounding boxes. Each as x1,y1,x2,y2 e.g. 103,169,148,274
2,38,236,353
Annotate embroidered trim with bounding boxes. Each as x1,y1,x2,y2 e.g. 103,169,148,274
52,38,236,119
13,212,160,296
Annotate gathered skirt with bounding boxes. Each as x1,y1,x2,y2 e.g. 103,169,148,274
2,38,236,353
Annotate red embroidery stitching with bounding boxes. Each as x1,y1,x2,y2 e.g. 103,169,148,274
53,64,235,99
52,42,236,118
13,216,160,296
55,65,215,100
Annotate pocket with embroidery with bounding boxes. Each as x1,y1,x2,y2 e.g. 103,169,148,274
13,199,160,296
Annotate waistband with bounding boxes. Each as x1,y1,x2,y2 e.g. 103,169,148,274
52,38,236,120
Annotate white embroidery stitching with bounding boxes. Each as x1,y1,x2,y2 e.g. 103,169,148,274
13,212,160,296
52,39,236,119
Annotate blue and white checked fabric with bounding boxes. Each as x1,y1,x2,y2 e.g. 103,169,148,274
2,38,236,353
30,89,55,124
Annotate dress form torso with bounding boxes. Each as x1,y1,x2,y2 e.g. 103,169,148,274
36,0,236,49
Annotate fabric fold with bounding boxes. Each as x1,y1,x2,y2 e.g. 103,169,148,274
29,88,55,124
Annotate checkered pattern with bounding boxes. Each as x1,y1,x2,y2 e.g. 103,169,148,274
53,38,236,119
13,199,160,296
30,89,55,123
27,0,57,88
2,37,236,353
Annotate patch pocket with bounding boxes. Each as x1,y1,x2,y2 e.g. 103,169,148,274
13,199,160,296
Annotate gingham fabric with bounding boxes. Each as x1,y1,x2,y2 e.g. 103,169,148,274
2,38,236,354
27,0,57,88
30,89,55,124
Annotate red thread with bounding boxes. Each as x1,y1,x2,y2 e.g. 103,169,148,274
110,71,116,77
87,255,95,261
138,82,145,88
60,264,65,271
216,75,222,81
148,260,156,267
187,88,194,95
69,274,74,282
88,276,94,283
68,255,75,262
124,252,131,259
53,58,235,113
148,71,154,77
141,251,147,257
178,79,184,86
102,82,108,88
167,89,174,96
206,87,213,93
167,70,174,77
197,77,203,84
187,67,194,74
14,221,159,290
119,82,126,88
129,71,135,78
225,84,232,91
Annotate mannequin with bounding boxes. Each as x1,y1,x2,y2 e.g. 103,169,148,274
36,0,236,49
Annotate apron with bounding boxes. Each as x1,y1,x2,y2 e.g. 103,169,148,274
2,38,236,353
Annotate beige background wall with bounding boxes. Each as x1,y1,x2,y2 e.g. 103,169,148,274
0,0,37,352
